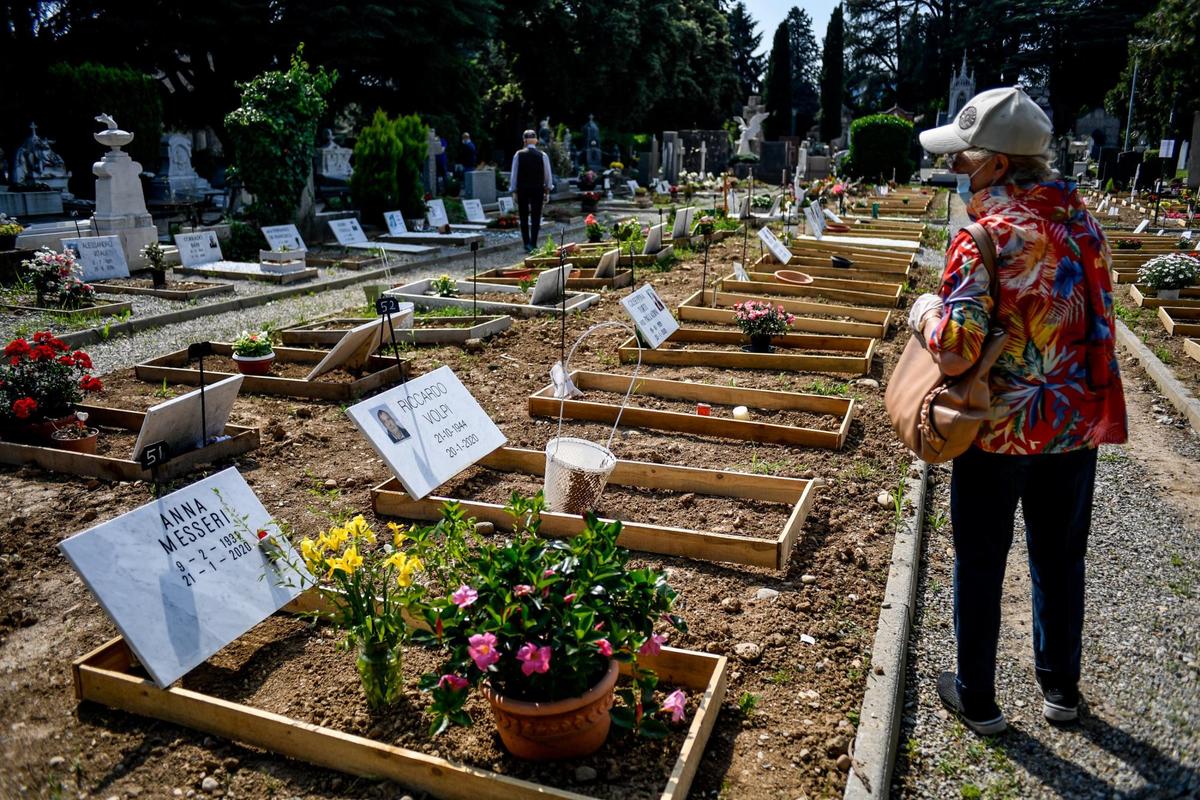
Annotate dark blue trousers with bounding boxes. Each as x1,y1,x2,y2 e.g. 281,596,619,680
950,445,1099,705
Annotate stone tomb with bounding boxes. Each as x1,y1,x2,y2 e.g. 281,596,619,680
174,231,318,284
328,217,435,255
59,468,309,688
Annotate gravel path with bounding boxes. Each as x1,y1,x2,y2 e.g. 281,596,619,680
891,197,1200,798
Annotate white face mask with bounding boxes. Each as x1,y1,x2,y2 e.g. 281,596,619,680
955,159,990,205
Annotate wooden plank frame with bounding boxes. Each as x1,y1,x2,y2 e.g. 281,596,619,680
617,328,876,375
1157,306,1200,337
2,297,133,318
528,370,855,449
717,275,900,308
1129,284,1200,308
1184,338,1200,364
386,279,600,318
677,289,888,339
372,446,816,569
94,281,234,301
134,343,408,401
303,251,385,270
280,315,513,347
743,263,908,294
73,628,728,800
752,252,914,281
0,404,258,481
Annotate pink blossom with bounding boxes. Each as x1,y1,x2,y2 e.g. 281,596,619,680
661,689,687,723
639,632,667,656
543,568,556,577
517,643,552,676
468,632,501,670
513,584,534,597
438,674,469,691
596,638,613,657
450,585,478,608
563,593,576,604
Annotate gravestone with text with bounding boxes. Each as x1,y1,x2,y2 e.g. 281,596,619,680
61,235,130,281
620,284,678,349
132,375,243,460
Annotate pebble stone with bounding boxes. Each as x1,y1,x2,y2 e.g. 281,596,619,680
754,587,780,601
200,777,219,793
734,642,763,661
574,765,597,782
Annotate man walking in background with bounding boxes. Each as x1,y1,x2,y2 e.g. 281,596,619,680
510,129,553,253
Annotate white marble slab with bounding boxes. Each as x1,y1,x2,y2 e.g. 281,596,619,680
261,224,307,252
62,235,130,281
59,468,309,688
132,374,242,460
462,199,487,224
174,231,224,267
328,217,370,246
758,226,792,266
593,248,619,279
642,223,664,255
426,199,449,228
384,210,408,236
497,196,515,216
530,263,571,306
306,317,388,380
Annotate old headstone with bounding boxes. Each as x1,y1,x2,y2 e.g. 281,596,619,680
61,235,130,281
530,263,571,306
464,169,497,205
426,198,449,228
174,230,224,267
316,128,353,182
261,224,307,252
92,115,158,267
58,468,309,688
583,115,602,170
642,223,664,255
148,132,213,201
661,131,680,183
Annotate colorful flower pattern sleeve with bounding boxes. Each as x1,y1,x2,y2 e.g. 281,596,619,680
924,180,1127,455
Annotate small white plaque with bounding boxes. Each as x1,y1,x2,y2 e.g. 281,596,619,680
804,204,826,237
346,365,506,499
306,317,387,381
462,199,487,224
1133,220,1149,234
132,375,243,460
656,179,670,193
1107,207,1120,217
593,248,620,279
384,211,408,236
498,196,515,215
1183,230,1193,240
174,231,223,267
261,225,306,252
642,223,664,255
58,468,308,688
530,263,571,306
61,235,130,281
328,218,370,246
759,226,793,265
823,208,845,225
620,284,678,349
672,207,695,239
426,199,449,227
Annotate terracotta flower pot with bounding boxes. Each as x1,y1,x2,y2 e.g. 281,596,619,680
232,352,275,375
7,413,80,443
50,427,99,454
482,659,619,761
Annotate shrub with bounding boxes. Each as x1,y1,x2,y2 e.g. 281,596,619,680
847,114,915,182
351,109,404,222
393,114,429,218
1138,253,1200,290
227,221,261,262
224,46,336,226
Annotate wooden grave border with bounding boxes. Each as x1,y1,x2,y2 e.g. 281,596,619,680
73,596,728,800
1129,284,1200,309
1157,306,1200,337
745,261,909,292
528,370,855,449
677,289,888,339
617,327,876,375
754,252,914,281
281,315,513,347
717,275,900,308
0,404,258,481
372,446,816,569
475,266,634,290
134,343,407,401
1184,338,1200,364
93,281,235,301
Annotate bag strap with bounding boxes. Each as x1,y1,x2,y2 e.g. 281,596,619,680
963,222,1000,320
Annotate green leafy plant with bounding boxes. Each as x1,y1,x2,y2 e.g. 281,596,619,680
737,691,759,715
0,214,23,238
429,274,458,297
232,330,274,357
140,241,169,289
350,109,405,221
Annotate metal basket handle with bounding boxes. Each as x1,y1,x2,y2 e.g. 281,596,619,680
552,320,643,456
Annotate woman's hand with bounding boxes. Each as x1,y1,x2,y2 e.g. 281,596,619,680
908,293,944,341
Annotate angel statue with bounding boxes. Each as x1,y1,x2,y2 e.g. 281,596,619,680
733,111,769,156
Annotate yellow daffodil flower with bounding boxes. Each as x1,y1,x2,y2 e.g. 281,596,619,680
387,521,407,547
345,514,375,543
322,526,349,552
384,551,409,572
327,543,362,578
397,556,423,587
300,537,321,570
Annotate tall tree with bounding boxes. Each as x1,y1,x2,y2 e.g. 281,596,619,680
726,1,763,102
786,7,820,136
820,4,845,142
763,21,792,138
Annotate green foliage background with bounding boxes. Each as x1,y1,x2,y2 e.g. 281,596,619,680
845,114,915,180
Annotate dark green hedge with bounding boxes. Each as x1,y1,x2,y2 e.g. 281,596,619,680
845,114,915,181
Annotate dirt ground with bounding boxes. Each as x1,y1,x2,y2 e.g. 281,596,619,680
0,236,922,799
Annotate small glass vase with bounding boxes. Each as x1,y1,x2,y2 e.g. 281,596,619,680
356,642,402,709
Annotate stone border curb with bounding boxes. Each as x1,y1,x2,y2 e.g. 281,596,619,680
1115,319,1200,434
57,223,585,349
844,460,929,799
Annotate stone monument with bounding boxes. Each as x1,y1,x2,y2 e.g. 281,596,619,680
149,132,213,201
423,128,443,195
583,115,601,170
12,122,72,194
733,97,768,157
92,114,158,267
316,128,353,183
935,54,976,128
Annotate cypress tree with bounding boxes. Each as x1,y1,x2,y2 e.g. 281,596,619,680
820,4,845,143
763,21,792,139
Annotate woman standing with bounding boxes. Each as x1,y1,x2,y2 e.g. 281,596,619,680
910,87,1128,734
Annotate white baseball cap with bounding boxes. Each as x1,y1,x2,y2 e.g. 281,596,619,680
919,86,1052,156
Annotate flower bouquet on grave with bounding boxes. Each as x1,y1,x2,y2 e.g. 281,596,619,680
580,191,601,212
0,214,23,249
0,332,103,440
231,329,275,375
612,218,642,243
21,248,96,309
414,496,689,760
734,300,795,353
140,241,170,288
1138,253,1200,299
429,274,459,297
584,213,604,243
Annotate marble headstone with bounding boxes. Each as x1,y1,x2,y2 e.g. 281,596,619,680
384,211,408,236
593,248,620,279
174,231,224,267
132,375,243,460
530,263,571,306
61,235,130,281
426,199,450,228
497,196,515,216
58,468,309,688
328,218,371,246
642,223,664,255
261,224,307,252
306,317,388,380
462,199,487,224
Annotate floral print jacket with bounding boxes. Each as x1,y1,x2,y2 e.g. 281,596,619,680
927,179,1128,454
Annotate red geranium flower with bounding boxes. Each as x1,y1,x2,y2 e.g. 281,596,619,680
12,397,37,419
80,375,104,393
4,338,30,357
72,351,92,369
31,344,55,361
57,355,76,367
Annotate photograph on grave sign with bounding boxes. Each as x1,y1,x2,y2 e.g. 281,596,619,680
593,248,620,279
345,365,506,499
497,196,514,215
620,283,679,349
174,231,223,267
758,226,793,265
462,199,487,224
426,199,449,227
328,217,369,246
530,263,571,305
58,467,309,688
132,374,243,460
383,210,408,236
61,235,131,281
261,224,306,252
305,317,389,381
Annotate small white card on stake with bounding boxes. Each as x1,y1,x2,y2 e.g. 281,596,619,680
1133,220,1149,234
61,235,130,281
620,284,678,349
758,226,793,265
261,225,306,252
733,262,751,281
345,365,506,499
174,231,223,267
58,468,309,688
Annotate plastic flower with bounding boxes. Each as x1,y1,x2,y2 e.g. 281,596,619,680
517,643,552,676
450,585,478,608
596,638,613,657
661,689,687,723
438,674,469,691
639,632,667,656
468,632,501,670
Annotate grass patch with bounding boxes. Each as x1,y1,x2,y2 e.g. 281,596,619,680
806,377,849,396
